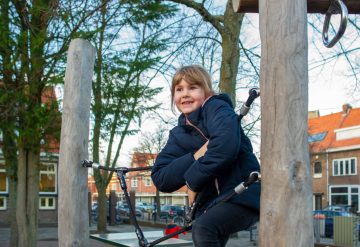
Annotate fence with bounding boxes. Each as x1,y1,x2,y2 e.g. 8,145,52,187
314,214,359,246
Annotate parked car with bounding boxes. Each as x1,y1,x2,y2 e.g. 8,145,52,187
160,205,185,219
322,204,353,213
117,204,143,218
136,202,154,212
313,210,358,238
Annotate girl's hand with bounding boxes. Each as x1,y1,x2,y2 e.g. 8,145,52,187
187,189,197,205
193,141,208,160
187,141,209,205
189,141,208,204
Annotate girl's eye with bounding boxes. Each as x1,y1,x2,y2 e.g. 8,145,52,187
190,86,198,90
175,87,182,92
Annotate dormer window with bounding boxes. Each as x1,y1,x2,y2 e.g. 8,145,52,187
334,125,360,141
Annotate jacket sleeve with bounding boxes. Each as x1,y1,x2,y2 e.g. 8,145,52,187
184,100,241,191
151,131,195,193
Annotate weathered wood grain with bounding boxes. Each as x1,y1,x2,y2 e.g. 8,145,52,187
258,0,314,246
233,0,360,14
58,38,96,247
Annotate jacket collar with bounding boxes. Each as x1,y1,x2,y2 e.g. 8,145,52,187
177,94,233,127
178,107,202,127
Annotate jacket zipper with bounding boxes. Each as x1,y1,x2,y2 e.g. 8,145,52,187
185,117,209,141
185,117,220,195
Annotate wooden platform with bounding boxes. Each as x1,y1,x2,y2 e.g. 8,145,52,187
90,231,193,247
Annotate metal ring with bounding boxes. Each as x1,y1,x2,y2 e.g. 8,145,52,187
322,0,348,48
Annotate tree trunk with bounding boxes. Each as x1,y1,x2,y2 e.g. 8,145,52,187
9,178,18,246
92,0,109,233
58,38,96,247
258,0,313,246
16,148,40,247
96,187,108,232
219,1,244,105
2,130,18,246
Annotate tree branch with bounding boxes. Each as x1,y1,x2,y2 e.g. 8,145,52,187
165,0,224,34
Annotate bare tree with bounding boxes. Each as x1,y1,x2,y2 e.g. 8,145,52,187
135,127,169,219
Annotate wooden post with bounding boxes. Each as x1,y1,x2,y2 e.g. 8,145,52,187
259,1,314,247
58,39,96,247
233,0,360,13
88,191,92,226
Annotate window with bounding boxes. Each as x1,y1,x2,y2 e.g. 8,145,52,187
330,185,359,212
313,161,322,178
131,178,138,188
333,158,357,176
144,177,152,187
0,164,8,193
39,197,56,210
0,197,6,210
39,163,57,194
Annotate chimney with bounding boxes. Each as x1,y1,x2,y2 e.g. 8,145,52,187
308,110,320,119
342,104,352,115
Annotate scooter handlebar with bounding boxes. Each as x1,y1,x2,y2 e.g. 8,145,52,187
239,88,260,118
81,160,94,168
245,88,260,107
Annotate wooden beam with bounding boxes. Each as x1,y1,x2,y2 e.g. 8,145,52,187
233,0,360,14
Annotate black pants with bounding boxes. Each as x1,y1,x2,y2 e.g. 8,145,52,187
191,202,258,247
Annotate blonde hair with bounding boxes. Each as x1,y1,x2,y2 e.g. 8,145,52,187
171,65,214,110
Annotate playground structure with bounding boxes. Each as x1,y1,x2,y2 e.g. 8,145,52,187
57,1,360,246
232,0,360,13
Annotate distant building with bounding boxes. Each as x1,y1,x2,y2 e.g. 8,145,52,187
309,104,360,211
88,152,189,206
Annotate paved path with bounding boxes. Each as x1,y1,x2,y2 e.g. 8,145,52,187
0,223,258,247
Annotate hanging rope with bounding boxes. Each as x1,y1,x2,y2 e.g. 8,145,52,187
322,0,348,48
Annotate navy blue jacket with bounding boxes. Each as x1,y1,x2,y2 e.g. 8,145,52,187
151,94,260,212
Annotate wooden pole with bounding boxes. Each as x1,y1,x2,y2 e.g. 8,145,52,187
259,0,314,246
58,38,96,247
233,0,360,13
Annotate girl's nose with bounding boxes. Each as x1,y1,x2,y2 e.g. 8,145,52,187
182,93,189,98
181,88,190,97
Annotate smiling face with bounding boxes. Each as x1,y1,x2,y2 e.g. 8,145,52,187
174,79,206,115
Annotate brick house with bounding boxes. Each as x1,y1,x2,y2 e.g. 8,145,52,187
88,152,189,206
309,104,360,211
0,86,60,225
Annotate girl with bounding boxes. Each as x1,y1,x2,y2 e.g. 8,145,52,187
151,65,260,247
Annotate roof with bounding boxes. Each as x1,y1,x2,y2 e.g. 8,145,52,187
308,105,360,153
131,152,157,168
